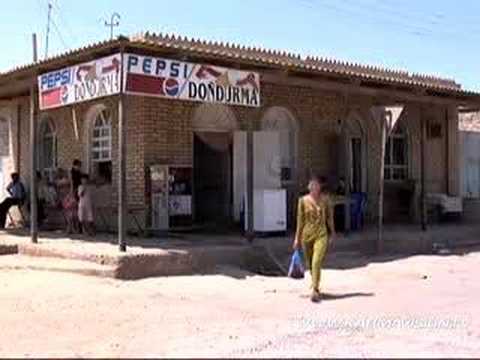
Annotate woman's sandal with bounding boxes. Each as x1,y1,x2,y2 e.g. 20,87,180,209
310,290,321,303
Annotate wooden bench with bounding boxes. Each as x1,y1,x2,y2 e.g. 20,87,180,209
96,206,146,236
7,204,27,228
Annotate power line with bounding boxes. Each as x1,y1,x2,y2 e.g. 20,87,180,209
371,0,480,28
337,0,480,35
50,0,79,44
297,0,432,38
298,0,480,42
45,1,53,58
51,18,69,50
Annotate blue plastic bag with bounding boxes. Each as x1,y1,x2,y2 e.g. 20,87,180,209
288,249,305,279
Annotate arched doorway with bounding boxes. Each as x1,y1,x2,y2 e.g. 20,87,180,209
261,106,298,227
191,104,238,226
343,110,367,194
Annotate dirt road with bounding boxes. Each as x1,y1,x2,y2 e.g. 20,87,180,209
0,250,479,358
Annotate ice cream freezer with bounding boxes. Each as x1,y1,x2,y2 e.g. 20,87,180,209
244,189,287,233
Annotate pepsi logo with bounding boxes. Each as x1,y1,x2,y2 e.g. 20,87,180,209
164,78,180,97
61,85,69,104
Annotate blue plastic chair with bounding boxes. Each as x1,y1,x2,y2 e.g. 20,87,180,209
350,192,367,231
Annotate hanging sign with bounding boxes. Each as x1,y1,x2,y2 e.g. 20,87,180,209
123,54,261,107
38,54,121,110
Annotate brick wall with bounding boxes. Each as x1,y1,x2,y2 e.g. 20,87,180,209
0,78,459,231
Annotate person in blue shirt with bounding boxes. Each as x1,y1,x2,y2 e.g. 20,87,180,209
0,173,26,228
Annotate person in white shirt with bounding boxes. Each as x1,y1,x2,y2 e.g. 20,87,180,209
0,173,26,228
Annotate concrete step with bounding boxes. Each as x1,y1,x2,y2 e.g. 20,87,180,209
0,235,229,279
0,243,18,255
0,254,116,278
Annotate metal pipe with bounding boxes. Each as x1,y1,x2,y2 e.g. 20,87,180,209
420,109,427,231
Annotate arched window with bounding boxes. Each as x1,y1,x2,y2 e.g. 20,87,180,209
385,124,408,181
91,109,112,183
261,107,298,183
39,118,57,181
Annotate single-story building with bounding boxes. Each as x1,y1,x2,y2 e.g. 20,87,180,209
459,109,480,221
0,32,479,247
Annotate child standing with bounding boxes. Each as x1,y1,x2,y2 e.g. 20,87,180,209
78,174,95,236
57,169,78,235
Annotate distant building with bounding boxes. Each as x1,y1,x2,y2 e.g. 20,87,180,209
459,110,480,221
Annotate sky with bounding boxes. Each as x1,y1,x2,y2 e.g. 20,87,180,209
1,0,480,91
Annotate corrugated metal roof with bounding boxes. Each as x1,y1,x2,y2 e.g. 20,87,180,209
135,32,464,93
0,37,125,77
0,31,477,97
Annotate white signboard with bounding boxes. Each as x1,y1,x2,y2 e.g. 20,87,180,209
38,54,121,110
123,54,260,107
168,195,192,216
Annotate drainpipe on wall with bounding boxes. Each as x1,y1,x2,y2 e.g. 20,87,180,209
420,109,427,232
16,103,21,173
245,122,255,243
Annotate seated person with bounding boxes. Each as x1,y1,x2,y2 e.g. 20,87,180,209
0,173,26,228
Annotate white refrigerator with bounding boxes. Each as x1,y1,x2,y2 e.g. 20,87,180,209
244,189,287,233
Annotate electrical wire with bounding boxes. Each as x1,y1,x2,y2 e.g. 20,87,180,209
51,18,69,50
298,0,480,41
50,0,80,44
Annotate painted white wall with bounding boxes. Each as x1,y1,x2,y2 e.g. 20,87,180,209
461,131,480,198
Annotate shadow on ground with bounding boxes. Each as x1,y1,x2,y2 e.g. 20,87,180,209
322,292,374,300
299,292,375,301
2,226,480,280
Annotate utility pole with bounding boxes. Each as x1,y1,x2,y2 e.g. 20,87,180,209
118,50,127,252
45,1,53,58
30,33,39,244
105,12,121,40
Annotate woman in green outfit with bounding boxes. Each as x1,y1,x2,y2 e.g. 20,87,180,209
293,175,336,303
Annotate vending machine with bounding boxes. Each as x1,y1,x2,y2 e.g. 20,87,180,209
148,165,193,231
168,166,193,228
149,165,169,231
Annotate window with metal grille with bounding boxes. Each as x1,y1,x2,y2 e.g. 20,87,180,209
385,125,408,181
91,109,112,183
92,110,112,162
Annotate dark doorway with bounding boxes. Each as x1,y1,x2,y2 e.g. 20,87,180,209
193,132,233,228
351,137,362,193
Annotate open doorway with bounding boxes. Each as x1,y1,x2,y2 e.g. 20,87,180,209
350,137,363,193
193,132,233,228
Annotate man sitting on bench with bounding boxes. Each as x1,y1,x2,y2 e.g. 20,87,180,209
0,172,26,229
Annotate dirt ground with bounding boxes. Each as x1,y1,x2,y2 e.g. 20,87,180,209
0,248,479,358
